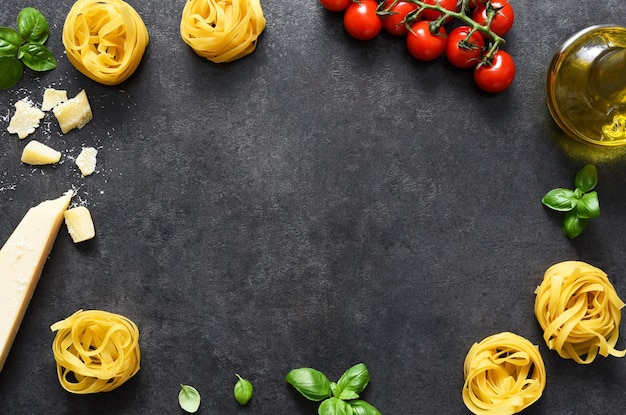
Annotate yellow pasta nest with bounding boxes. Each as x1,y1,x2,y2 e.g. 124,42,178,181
51,309,141,394
534,260,626,364
462,332,546,415
63,0,149,85
180,0,266,63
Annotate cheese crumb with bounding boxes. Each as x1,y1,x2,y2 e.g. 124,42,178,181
41,88,68,111
75,147,98,176
7,99,45,139
53,90,93,134
21,140,62,165
64,206,96,243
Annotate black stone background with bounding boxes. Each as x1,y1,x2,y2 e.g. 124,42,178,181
2,0,626,414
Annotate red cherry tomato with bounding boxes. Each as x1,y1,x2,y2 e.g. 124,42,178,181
445,26,485,68
406,20,448,61
381,1,418,36
467,0,487,9
344,0,382,40
422,0,460,22
319,0,352,12
471,1,515,37
473,50,515,93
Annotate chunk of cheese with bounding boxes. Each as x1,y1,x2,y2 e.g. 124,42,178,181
75,147,98,176
21,140,62,165
52,90,93,134
64,206,95,243
41,88,68,112
0,191,72,373
7,99,45,139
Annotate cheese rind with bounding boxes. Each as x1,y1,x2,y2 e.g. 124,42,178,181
21,140,62,165
64,206,95,243
0,191,73,373
75,147,98,176
7,99,45,139
41,88,68,112
52,90,93,134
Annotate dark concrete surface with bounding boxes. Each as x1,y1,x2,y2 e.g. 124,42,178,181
2,0,626,413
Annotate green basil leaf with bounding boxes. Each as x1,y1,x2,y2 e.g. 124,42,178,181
541,188,577,211
17,7,49,44
234,374,253,405
575,164,598,193
19,43,57,71
0,27,21,58
0,57,24,89
286,368,332,402
576,191,600,219
350,400,383,415
318,397,354,415
563,210,588,239
178,384,201,413
335,363,370,400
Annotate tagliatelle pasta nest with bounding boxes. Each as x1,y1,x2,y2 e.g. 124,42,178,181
62,0,149,85
51,309,141,394
180,0,266,63
534,260,626,364
462,332,546,415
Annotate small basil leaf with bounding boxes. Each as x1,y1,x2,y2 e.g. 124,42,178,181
541,188,577,211
318,397,354,415
17,7,49,44
330,381,340,397
335,363,370,400
0,57,23,89
563,210,588,239
286,368,332,402
0,27,21,58
19,43,57,71
178,384,201,413
234,374,253,405
574,164,598,193
576,191,600,219
350,400,383,415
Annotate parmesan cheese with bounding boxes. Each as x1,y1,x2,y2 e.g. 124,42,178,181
21,140,62,165
64,206,95,243
52,90,93,134
7,99,45,139
41,88,68,111
75,147,98,176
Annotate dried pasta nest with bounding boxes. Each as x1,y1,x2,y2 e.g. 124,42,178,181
534,260,626,364
63,0,149,85
462,332,546,415
51,309,141,394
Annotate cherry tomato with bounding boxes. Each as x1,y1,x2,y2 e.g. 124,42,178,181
422,0,459,22
319,0,352,12
344,0,382,40
381,1,418,36
445,26,485,68
467,0,487,8
471,1,515,37
406,20,448,61
473,50,515,93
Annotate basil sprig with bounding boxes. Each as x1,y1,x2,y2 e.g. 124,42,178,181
542,164,600,239
234,374,253,405
0,7,57,89
286,363,382,415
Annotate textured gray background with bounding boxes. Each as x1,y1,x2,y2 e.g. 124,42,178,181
2,0,626,413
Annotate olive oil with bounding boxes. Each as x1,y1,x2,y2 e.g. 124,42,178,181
546,25,626,146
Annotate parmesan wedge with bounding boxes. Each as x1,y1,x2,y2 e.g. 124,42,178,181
75,147,98,176
64,206,95,243
52,90,93,134
21,140,62,165
7,99,45,139
41,88,68,111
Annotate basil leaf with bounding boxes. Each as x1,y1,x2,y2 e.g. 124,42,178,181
350,400,383,415
318,397,354,415
17,7,49,44
0,27,20,58
576,191,600,219
335,363,370,400
541,188,577,212
0,57,23,89
286,368,332,401
563,210,588,239
19,43,57,71
178,384,201,413
574,164,598,193
234,374,253,405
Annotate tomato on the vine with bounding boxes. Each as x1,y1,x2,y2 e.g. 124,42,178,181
445,26,484,68
473,50,515,93
471,1,515,37
344,0,382,40
421,0,460,22
406,20,448,61
319,0,352,12
381,1,418,36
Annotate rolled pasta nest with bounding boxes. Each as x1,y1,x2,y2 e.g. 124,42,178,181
51,309,141,394
180,0,266,63
462,332,546,415
534,260,626,364
63,0,149,85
